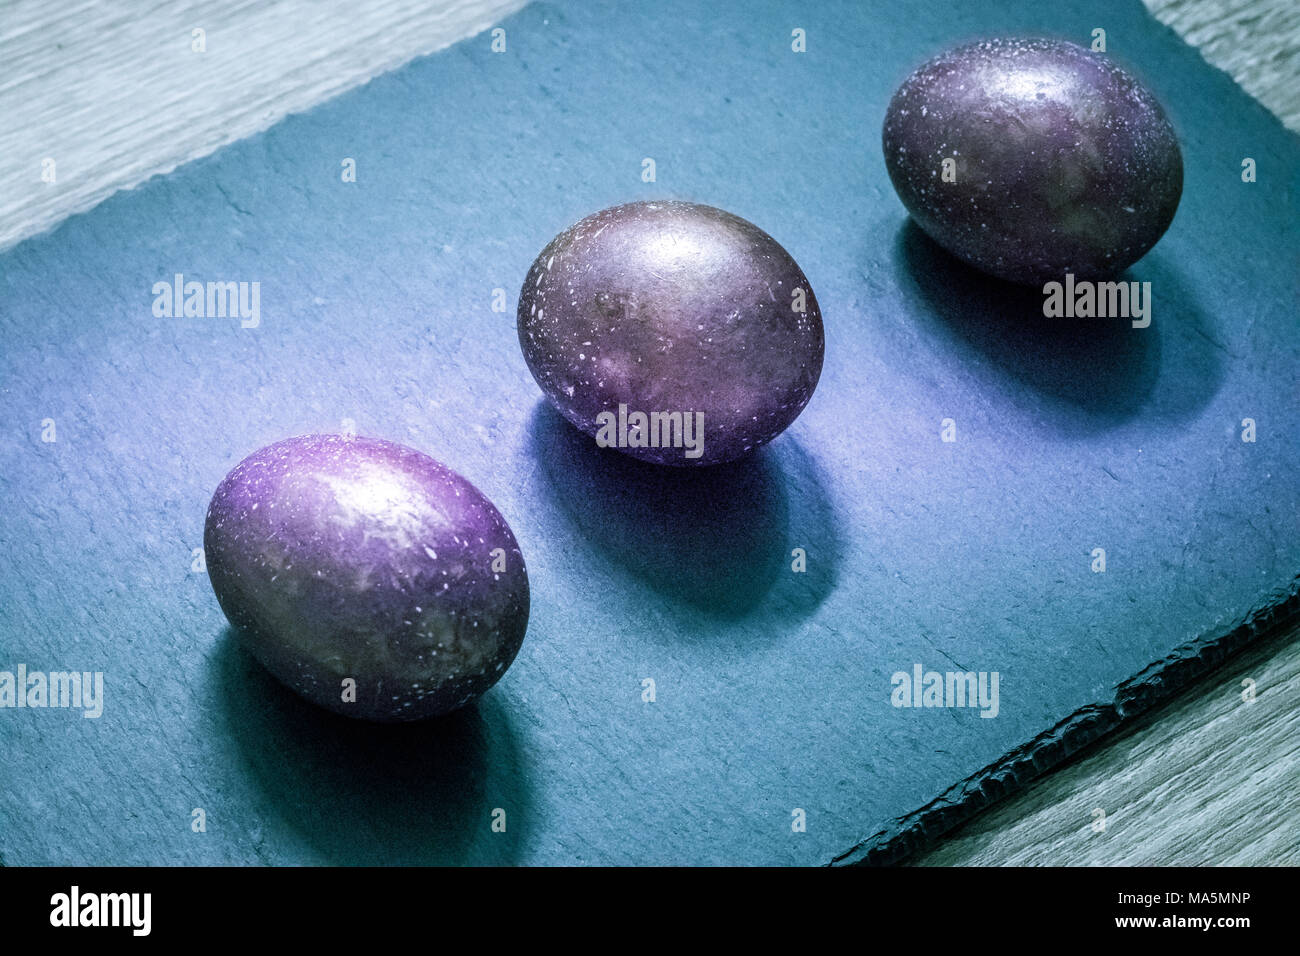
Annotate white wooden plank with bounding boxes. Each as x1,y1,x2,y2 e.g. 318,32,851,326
0,0,526,251
1145,0,1300,130
912,625,1300,865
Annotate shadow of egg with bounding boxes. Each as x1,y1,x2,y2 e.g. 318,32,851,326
891,219,1223,436
209,629,532,864
527,401,841,627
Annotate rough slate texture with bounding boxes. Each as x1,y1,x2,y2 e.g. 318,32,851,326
1,0,1297,866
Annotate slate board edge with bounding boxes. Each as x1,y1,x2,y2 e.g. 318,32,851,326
830,572,1300,867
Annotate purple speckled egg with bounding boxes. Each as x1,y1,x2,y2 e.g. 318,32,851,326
204,435,529,722
883,37,1183,284
518,201,824,466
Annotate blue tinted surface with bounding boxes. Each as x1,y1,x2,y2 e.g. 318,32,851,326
1,0,1297,864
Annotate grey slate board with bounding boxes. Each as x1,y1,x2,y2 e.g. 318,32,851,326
1,0,1297,865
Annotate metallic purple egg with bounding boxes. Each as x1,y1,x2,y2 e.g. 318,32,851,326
517,201,824,466
882,37,1183,285
203,435,529,722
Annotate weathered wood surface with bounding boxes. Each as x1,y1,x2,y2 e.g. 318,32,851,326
913,622,1300,865
0,0,526,251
